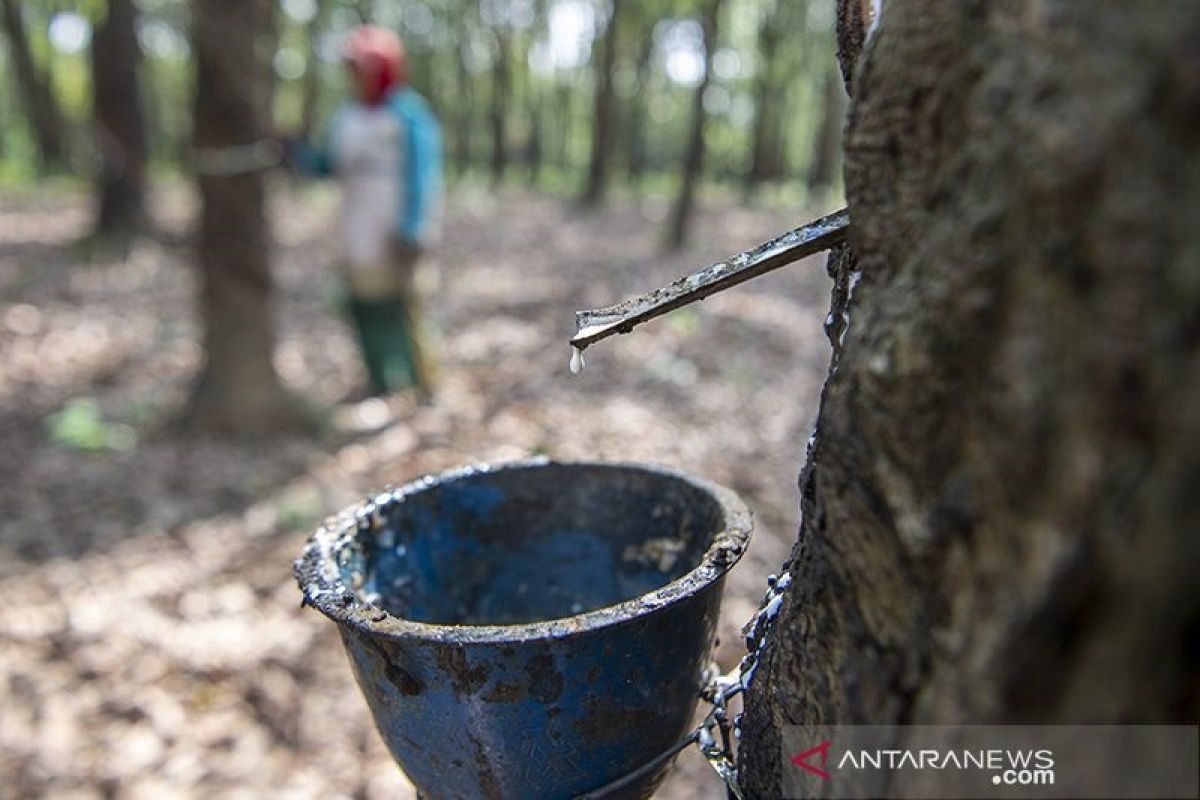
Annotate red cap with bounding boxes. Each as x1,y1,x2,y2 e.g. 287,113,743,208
344,26,407,106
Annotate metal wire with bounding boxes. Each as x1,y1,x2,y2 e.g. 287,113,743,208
192,139,283,176
573,667,746,799
577,563,796,799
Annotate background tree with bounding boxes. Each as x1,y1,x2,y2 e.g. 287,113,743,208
486,1,512,185
298,0,332,139
451,16,478,176
623,11,657,188
258,0,281,132
580,0,622,206
664,0,723,250
90,0,148,242
0,0,69,171
186,0,308,433
805,63,843,193
739,1,1200,795
744,0,789,191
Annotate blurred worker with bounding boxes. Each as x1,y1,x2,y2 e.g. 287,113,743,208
290,26,443,397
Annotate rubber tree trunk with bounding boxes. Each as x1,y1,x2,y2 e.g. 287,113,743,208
90,0,148,242
259,0,279,132
526,106,544,186
453,33,475,176
805,65,844,192
0,0,67,170
520,0,546,186
186,0,306,434
738,2,1200,796
744,0,783,191
625,26,655,185
553,81,573,171
664,0,723,251
581,0,623,206
489,21,511,185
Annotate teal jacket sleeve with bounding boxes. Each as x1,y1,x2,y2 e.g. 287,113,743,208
389,88,443,243
291,105,345,177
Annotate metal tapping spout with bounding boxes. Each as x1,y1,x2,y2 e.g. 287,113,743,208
570,207,850,352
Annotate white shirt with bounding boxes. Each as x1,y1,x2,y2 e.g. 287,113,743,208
329,103,406,270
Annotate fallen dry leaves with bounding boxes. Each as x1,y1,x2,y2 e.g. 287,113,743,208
0,183,837,799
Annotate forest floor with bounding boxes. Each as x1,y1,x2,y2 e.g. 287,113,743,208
0,182,836,799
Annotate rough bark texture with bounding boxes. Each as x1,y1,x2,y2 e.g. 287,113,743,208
832,0,867,95
740,1,1200,796
91,0,148,241
186,0,307,434
0,0,68,170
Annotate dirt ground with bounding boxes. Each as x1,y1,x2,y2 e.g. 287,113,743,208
0,182,835,799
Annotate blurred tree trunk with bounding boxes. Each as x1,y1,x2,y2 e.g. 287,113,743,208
523,0,546,186
258,0,279,132
625,26,655,186
453,33,475,176
553,81,573,172
806,65,843,192
581,0,623,206
744,0,783,192
186,0,307,434
665,0,722,250
90,0,148,242
299,0,330,139
0,0,67,170
489,22,511,185
526,106,544,186
739,2,1200,796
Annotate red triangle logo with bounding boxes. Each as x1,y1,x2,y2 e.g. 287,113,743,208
791,740,832,780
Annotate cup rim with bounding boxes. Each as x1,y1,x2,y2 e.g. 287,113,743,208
293,457,754,645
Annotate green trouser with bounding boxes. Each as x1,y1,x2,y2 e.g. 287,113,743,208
347,292,432,395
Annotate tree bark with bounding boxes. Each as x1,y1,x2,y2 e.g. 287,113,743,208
186,0,308,434
0,0,68,170
740,1,1200,796
664,0,723,251
581,0,623,206
90,0,148,242
258,0,279,132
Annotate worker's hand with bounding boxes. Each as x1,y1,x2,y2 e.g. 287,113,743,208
274,132,304,170
390,236,424,265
